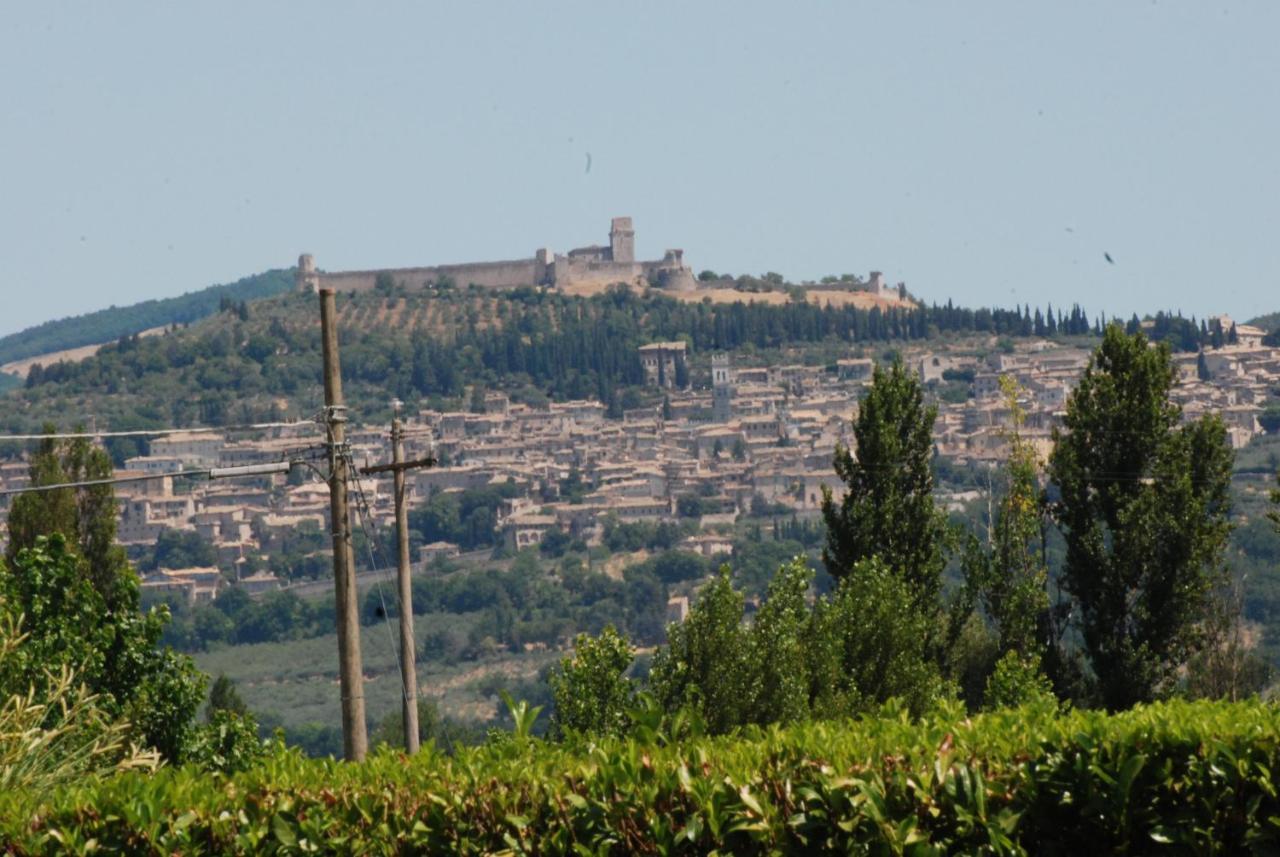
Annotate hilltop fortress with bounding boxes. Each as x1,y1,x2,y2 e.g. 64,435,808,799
296,217,699,294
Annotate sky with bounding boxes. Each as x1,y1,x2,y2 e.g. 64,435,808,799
1,2,1278,337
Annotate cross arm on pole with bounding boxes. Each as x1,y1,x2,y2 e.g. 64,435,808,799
358,456,437,477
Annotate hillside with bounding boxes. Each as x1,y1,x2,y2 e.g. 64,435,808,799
1,282,1100,441
1249,311,1280,333
0,268,294,368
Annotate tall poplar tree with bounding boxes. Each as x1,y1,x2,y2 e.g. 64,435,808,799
1049,325,1233,710
821,360,945,607
5,426,133,610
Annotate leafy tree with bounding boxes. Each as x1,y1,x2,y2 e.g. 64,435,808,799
804,558,947,718
145,529,218,572
744,559,812,726
5,429,134,611
983,651,1054,710
1259,405,1280,435
1048,325,1234,709
539,528,572,558
649,568,751,734
0,536,205,762
965,378,1050,660
821,361,946,607
548,626,635,738
206,674,248,721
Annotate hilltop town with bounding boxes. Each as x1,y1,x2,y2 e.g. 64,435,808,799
2,317,1272,609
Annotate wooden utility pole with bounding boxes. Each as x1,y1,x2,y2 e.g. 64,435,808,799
361,416,435,753
319,288,368,762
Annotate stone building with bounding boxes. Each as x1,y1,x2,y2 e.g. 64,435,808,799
712,353,734,422
296,217,696,294
638,342,687,388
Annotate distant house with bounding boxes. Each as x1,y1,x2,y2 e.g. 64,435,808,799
239,569,283,596
139,566,222,605
418,541,461,564
638,342,687,388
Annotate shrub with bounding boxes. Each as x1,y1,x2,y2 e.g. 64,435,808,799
3,700,1279,852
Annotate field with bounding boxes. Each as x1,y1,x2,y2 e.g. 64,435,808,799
195,603,557,734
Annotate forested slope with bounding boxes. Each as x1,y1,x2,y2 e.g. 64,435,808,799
3,284,1102,436
0,269,294,366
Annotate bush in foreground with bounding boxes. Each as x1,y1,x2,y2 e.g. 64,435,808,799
1,698,1278,853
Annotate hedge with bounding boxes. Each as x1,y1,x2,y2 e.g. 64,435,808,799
2,698,1278,854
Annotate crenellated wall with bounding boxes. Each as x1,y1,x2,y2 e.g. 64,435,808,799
296,217,694,295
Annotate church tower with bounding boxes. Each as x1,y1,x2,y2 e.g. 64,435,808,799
712,353,734,422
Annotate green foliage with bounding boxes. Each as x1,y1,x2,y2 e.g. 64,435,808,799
1049,325,1235,709
0,537,205,763
822,360,946,610
805,558,949,718
549,626,636,738
372,699,481,756
5,699,1280,853
651,559,946,734
0,604,160,794
1261,404,1280,434
185,710,273,775
984,651,1055,711
408,483,521,551
958,378,1050,662
207,674,248,721
0,269,292,366
9,287,1102,433
5,430,134,611
143,528,218,572
649,568,751,734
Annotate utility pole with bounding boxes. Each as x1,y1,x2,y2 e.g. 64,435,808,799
320,288,367,762
361,410,435,753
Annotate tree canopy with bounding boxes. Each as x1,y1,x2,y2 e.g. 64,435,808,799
1048,325,1234,709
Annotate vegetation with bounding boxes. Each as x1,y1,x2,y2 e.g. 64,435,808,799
6,286,1110,435
0,602,159,795
649,559,945,734
0,269,293,366
3,699,1279,853
1049,325,1234,709
1,536,205,762
821,359,946,608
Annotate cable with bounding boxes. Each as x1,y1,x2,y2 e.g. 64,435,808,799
0,469,213,496
0,445,326,497
341,448,410,707
0,420,320,442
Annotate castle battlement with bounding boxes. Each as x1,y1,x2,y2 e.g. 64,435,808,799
296,217,694,295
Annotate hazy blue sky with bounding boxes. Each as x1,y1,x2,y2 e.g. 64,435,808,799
2,2,1277,336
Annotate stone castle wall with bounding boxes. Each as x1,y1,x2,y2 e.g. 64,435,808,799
297,218,692,295
301,259,546,293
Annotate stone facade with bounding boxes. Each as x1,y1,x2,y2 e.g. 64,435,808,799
296,217,696,294
639,341,687,388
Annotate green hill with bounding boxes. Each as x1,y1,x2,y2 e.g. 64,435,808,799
0,268,294,367
1248,311,1280,333
3,284,1108,440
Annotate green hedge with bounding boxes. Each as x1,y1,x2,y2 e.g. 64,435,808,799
2,698,1278,854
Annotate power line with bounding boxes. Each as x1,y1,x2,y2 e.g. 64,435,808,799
0,450,325,497
342,448,409,709
0,420,319,443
